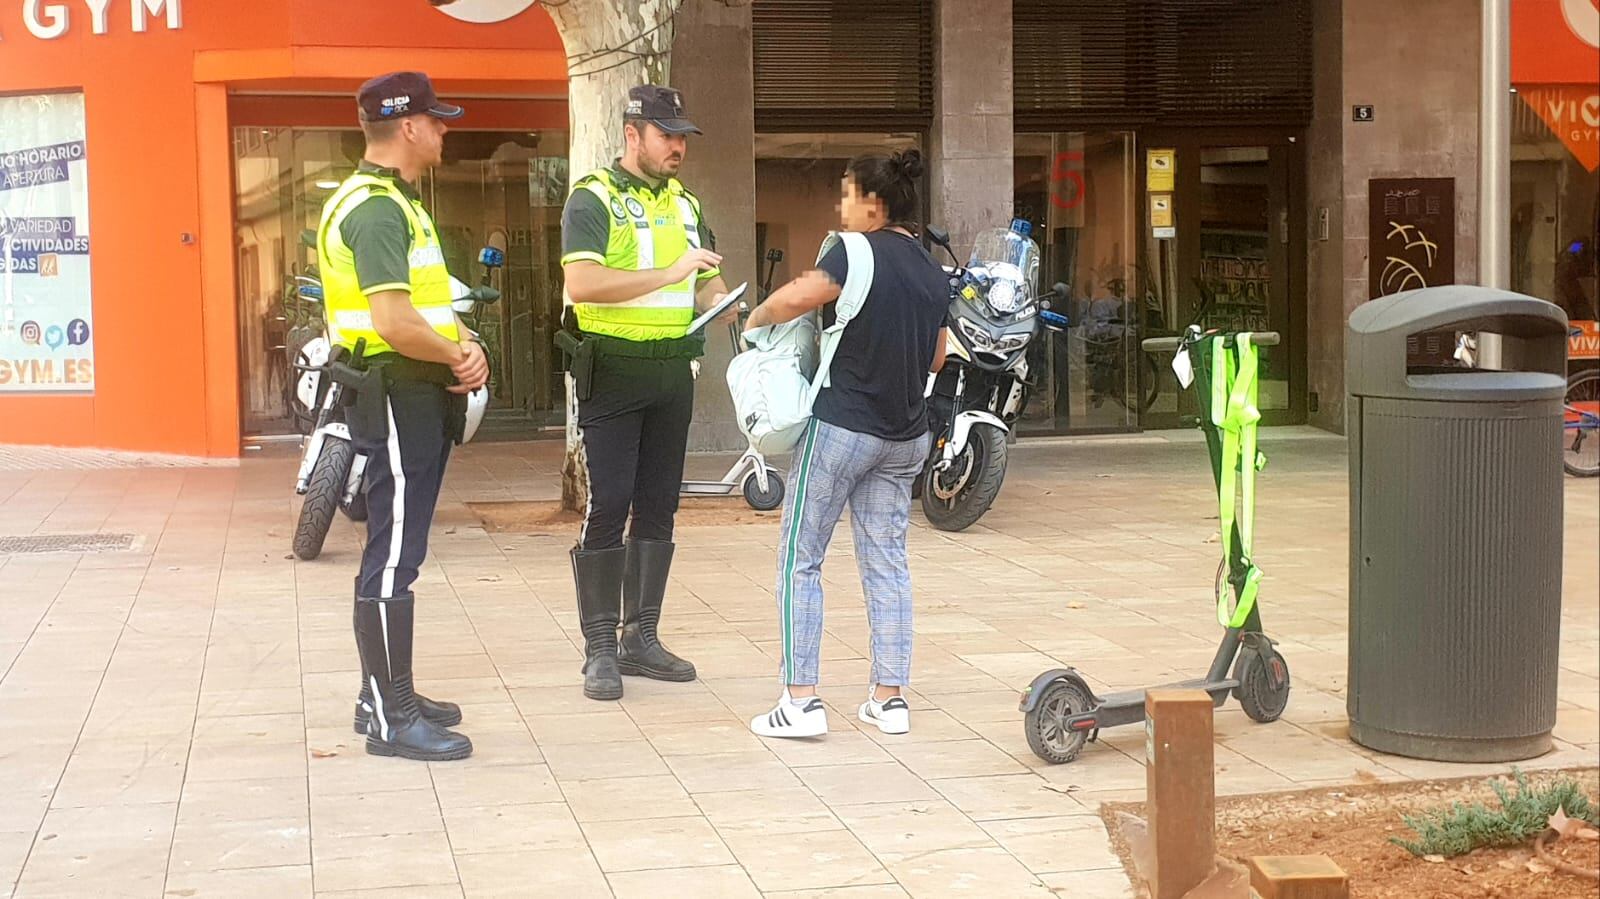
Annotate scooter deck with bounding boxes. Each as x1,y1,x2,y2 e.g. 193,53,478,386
1091,677,1239,729
680,481,739,496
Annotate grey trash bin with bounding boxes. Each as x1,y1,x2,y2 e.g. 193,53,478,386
1346,285,1569,762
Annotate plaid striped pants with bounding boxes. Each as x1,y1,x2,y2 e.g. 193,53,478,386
774,419,930,687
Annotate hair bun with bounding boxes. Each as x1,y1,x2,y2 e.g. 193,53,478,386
892,149,925,181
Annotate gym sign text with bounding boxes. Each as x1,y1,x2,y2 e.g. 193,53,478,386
0,0,182,42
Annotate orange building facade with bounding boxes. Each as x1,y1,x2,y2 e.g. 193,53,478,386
0,0,568,457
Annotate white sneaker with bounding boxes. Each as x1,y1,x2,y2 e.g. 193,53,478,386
858,694,910,734
750,693,828,739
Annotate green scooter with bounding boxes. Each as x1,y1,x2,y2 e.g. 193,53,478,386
1019,326,1292,764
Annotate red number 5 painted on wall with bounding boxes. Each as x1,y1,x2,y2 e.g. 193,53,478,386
1051,151,1085,210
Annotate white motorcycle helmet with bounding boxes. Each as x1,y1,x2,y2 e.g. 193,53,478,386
449,274,494,443
461,384,488,444
294,337,332,412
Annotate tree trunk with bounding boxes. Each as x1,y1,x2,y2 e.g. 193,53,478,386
545,0,681,513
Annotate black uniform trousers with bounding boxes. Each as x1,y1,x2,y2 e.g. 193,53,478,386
349,377,458,599
577,353,695,551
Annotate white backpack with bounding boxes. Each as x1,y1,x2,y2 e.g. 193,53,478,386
726,231,874,455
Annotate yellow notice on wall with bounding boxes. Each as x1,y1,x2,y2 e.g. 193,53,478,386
1150,193,1175,239
1147,148,1175,192
1150,193,1173,228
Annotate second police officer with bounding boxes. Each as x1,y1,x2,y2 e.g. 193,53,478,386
559,85,729,701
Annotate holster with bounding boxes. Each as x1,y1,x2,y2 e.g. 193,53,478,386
334,344,461,446
556,329,595,402
330,343,390,445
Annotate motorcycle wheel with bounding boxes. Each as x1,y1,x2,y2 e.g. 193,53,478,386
921,423,1007,532
293,436,354,561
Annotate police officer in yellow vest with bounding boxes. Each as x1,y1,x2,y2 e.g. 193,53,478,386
560,85,729,702
317,72,487,761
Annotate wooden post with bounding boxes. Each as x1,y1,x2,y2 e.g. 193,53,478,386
1247,856,1350,899
1145,689,1216,899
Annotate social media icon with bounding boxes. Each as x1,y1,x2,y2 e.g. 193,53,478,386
66,319,89,346
19,321,40,345
44,325,64,350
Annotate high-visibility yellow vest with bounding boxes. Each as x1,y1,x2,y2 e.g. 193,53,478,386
564,168,709,342
317,171,459,356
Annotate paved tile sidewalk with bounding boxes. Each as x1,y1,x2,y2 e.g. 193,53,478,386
0,431,1595,898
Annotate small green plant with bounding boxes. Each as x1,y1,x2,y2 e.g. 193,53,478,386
1391,769,1600,858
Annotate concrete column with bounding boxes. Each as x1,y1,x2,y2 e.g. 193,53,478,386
1304,0,1483,432
673,0,756,452
929,0,1015,257
1304,0,1347,431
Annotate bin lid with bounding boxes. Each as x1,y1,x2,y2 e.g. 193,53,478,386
1347,286,1568,401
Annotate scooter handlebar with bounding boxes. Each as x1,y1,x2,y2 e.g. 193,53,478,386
1142,331,1280,353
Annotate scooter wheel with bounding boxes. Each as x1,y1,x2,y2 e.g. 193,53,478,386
742,470,785,512
1234,645,1291,723
1025,679,1093,765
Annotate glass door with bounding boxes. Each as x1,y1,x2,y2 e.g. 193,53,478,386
422,132,570,432
1139,134,1305,427
233,125,570,439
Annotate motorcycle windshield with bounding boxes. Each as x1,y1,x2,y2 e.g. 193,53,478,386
966,228,1040,315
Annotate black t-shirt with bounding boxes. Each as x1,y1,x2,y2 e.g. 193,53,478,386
813,230,949,441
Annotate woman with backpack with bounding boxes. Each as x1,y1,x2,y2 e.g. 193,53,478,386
743,150,950,739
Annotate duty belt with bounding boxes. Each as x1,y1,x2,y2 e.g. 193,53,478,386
554,329,703,404
579,332,705,360
364,353,456,386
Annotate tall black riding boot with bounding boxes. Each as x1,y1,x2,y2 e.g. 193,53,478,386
572,546,626,700
618,540,697,682
352,589,461,734
354,593,473,761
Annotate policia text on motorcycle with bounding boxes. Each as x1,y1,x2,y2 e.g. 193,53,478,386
560,85,731,702
317,72,488,762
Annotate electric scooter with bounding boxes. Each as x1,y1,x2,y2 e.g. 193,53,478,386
679,249,788,512
1019,326,1292,764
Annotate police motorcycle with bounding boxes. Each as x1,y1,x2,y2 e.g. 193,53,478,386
921,220,1068,532
289,247,504,561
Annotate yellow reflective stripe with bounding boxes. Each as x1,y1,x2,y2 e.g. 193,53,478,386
409,245,446,268
579,305,693,322
676,195,700,249
333,305,455,332
608,283,695,310
562,251,605,266
362,282,412,295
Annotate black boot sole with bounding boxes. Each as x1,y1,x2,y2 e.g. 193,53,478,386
365,736,473,761
353,705,464,735
616,660,698,682
583,681,625,701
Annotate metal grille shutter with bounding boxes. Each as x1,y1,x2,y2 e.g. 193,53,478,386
1154,0,1313,126
1015,0,1314,128
752,0,935,132
1014,0,1161,129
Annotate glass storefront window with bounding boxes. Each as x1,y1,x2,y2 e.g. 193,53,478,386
1511,92,1598,325
1014,131,1139,433
233,126,569,438
754,132,924,293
